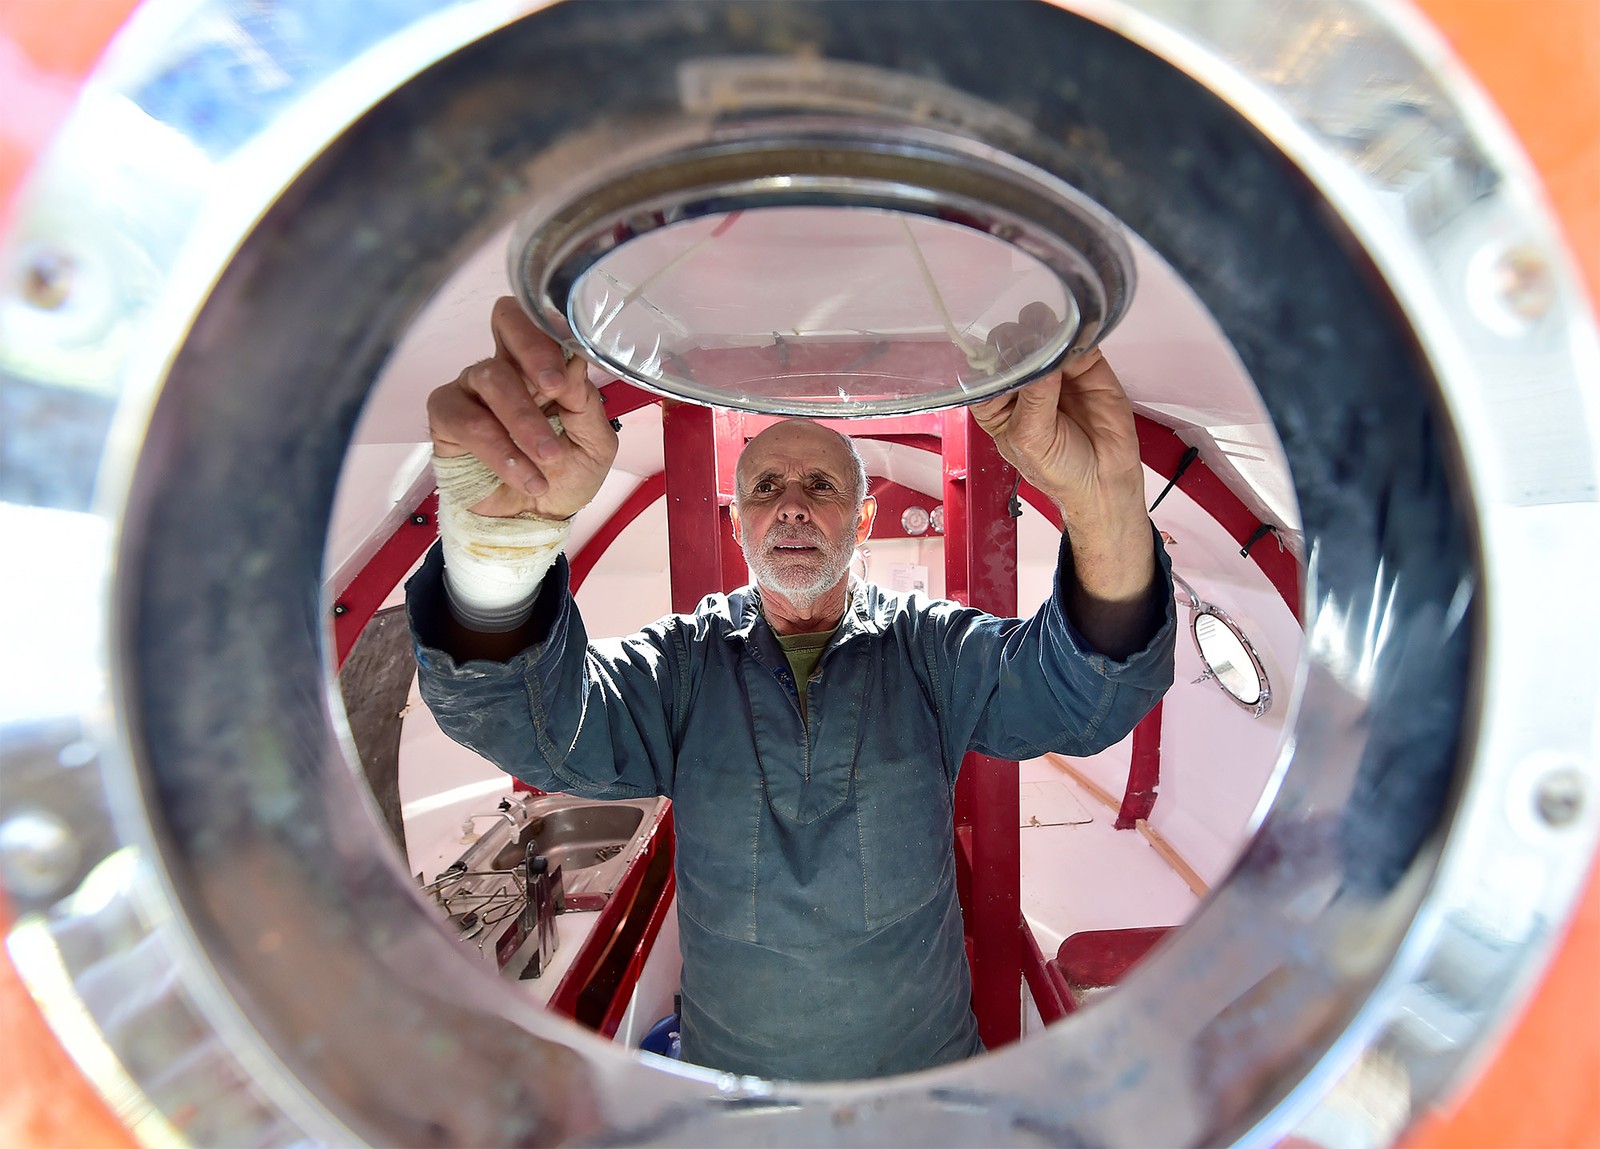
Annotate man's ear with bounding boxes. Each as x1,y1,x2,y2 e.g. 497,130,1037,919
729,501,743,544
855,495,877,545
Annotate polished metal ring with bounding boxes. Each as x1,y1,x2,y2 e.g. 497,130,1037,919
1,1,1596,1147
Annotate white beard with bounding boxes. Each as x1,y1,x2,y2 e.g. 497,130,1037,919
742,522,855,609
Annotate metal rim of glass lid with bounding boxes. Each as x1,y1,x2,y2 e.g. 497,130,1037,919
509,122,1136,416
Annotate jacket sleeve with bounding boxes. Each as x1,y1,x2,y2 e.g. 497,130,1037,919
923,526,1177,764
407,545,683,799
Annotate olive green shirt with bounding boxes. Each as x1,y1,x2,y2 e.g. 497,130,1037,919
776,627,837,720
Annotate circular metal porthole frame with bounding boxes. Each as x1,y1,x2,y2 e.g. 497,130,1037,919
1191,606,1273,718
508,120,1137,415
1,2,1597,1148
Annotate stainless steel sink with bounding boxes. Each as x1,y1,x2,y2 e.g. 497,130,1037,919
489,802,645,874
425,792,667,972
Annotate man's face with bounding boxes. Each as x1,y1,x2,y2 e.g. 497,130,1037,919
731,422,874,605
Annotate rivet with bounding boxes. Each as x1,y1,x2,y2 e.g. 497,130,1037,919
1469,241,1556,336
19,246,75,310
1533,766,1584,828
0,809,80,899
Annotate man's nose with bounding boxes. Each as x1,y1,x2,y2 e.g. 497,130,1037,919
775,483,810,521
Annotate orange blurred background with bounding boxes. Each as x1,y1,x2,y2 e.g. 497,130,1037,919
0,1,1594,1145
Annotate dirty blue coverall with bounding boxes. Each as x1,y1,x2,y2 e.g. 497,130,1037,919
408,534,1175,1080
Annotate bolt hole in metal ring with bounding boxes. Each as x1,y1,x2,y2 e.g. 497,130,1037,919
0,1,1595,1147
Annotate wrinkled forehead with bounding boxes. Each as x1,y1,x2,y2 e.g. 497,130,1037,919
736,420,855,486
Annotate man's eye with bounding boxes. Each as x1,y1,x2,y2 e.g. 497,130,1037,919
753,481,776,494
811,480,834,492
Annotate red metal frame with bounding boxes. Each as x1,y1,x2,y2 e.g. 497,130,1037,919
598,379,663,421
1021,921,1072,1025
1133,415,1301,620
662,401,738,609
331,493,438,668
739,411,947,441
1116,702,1164,830
1018,418,1301,622
569,472,667,593
598,865,679,1039
547,802,676,1025
1050,925,1173,990
941,406,1024,1050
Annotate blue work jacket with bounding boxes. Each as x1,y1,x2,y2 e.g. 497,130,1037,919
407,533,1176,1080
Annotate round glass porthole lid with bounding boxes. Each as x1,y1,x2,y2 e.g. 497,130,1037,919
509,125,1136,416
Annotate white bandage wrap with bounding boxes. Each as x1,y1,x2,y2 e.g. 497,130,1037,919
433,449,571,633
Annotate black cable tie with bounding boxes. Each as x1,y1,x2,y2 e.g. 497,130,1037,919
1239,523,1275,557
1148,446,1201,512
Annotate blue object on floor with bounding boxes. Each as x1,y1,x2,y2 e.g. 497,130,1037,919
640,1012,681,1059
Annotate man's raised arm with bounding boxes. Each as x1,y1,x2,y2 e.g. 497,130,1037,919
423,296,618,662
970,329,1163,661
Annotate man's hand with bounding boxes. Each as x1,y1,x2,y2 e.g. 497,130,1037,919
427,297,618,520
972,304,1143,519
971,309,1159,655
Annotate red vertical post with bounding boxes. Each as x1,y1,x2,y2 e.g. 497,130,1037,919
662,402,725,611
714,408,749,592
1116,702,1164,829
942,407,1022,1049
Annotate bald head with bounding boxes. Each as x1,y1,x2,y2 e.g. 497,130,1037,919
728,419,877,621
734,420,868,512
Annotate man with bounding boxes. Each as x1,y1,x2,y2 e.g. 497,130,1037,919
408,297,1176,1080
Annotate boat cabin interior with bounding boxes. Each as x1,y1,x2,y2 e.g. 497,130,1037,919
2,2,1597,1147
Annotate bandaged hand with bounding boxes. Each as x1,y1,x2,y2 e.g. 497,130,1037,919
426,298,618,631
434,449,571,632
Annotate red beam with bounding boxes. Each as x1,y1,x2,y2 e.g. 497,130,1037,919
1052,925,1173,990
1021,921,1072,1025
599,866,679,1039
942,406,1023,1051
662,401,727,611
1133,415,1301,620
718,505,748,592
710,409,751,592
598,380,662,420
548,803,675,1022
332,493,438,668
1116,701,1164,829
740,412,947,440
596,805,680,1037
569,472,667,594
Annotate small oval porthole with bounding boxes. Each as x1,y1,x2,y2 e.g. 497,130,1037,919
1192,607,1272,717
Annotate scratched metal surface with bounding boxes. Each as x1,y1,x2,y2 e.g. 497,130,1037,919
1,2,1595,1146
